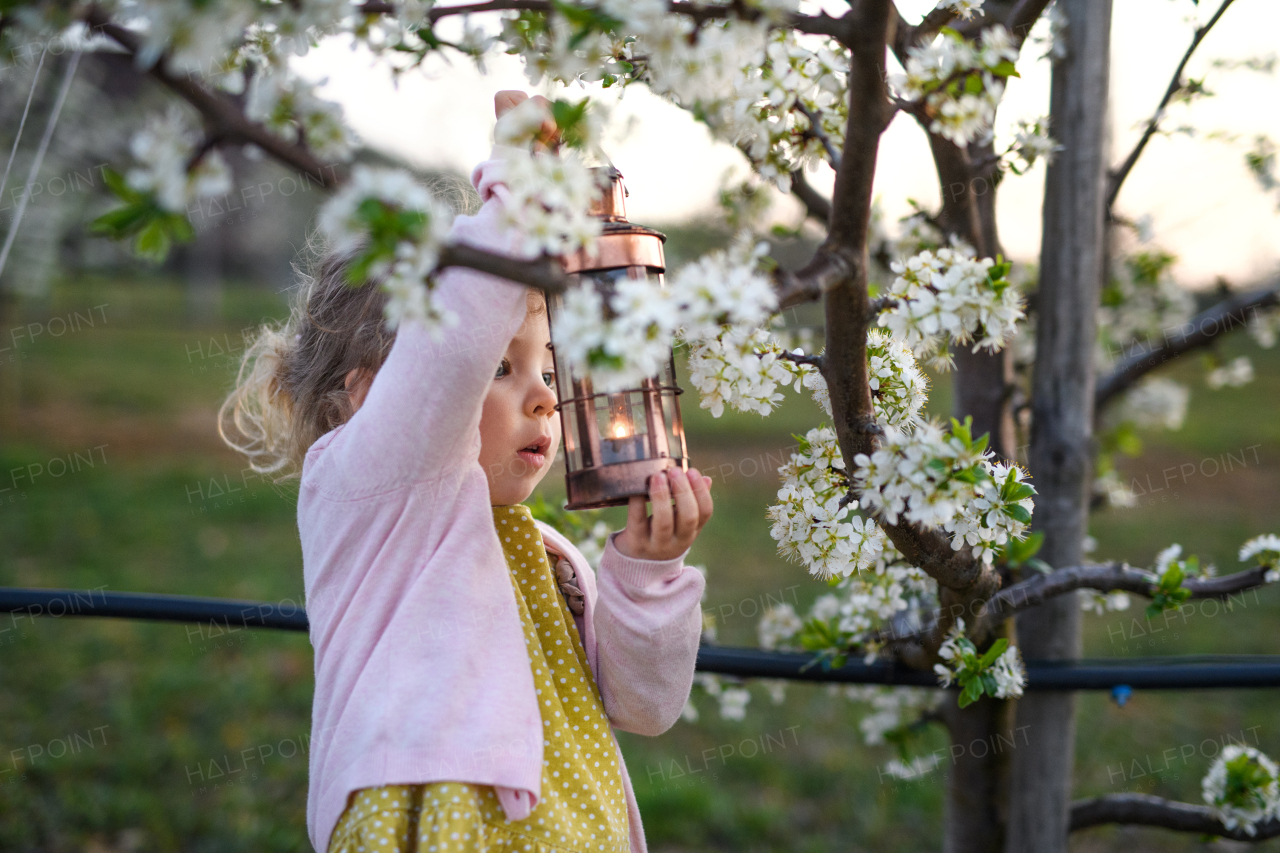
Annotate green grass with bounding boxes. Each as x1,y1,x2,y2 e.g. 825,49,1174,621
1,272,1279,851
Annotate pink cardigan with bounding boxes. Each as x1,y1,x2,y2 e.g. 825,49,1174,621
298,152,705,853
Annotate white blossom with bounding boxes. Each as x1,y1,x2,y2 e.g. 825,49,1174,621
316,165,456,333
990,644,1025,699
246,70,357,162
942,461,1035,565
852,421,992,529
799,331,928,428
878,247,1025,369
1154,543,1183,575
762,678,789,705
1240,534,1280,582
125,105,232,214
1093,469,1137,509
1202,745,1280,837
670,234,778,343
888,26,1019,147
121,0,256,76
499,148,607,259
843,686,940,747
883,754,943,780
1096,251,1195,369
1206,356,1254,389
767,426,890,580
933,620,966,687
757,603,803,650
557,231,778,394
1007,116,1060,172
1248,310,1280,349
947,0,985,20
1081,590,1132,615
1117,377,1189,431
832,545,934,640
718,687,752,721
933,618,1026,699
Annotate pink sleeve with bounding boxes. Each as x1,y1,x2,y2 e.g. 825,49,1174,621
589,531,705,737
310,152,534,497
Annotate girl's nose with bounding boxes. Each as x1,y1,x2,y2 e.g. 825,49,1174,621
529,373,558,416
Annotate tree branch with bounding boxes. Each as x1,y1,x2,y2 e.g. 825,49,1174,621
80,5,343,189
892,0,958,59
789,168,833,226
1105,0,1237,214
1004,0,1054,47
1071,793,1280,841
777,349,824,367
773,248,853,309
436,244,573,294
795,102,842,171
1095,278,1280,410
980,561,1274,628
817,0,996,609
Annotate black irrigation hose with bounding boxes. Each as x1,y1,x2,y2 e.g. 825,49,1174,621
4,587,1280,691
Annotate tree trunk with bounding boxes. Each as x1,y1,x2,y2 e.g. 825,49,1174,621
1005,2,1113,852
942,697,1017,853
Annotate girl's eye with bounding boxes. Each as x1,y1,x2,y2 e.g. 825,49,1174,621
495,358,510,379
542,371,555,388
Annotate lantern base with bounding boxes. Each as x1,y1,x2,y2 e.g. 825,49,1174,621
563,457,688,510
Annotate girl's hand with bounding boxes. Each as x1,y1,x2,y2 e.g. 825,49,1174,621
614,468,714,562
494,90,561,152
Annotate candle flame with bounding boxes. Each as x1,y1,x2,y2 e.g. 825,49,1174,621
611,422,630,439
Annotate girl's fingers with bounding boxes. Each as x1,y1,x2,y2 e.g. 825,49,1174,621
648,472,674,546
669,469,698,546
626,492,648,541
494,90,528,118
689,468,714,530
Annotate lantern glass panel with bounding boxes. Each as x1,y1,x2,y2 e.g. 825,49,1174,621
547,266,686,481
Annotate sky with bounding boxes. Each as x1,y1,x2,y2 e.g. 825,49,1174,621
293,0,1280,288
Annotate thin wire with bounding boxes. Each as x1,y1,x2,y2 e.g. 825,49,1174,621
0,42,50,204
0,48,81,283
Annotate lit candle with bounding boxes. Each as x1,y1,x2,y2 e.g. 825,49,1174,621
599,395,647,464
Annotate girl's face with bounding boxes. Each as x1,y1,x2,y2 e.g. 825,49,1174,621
478,291,561,506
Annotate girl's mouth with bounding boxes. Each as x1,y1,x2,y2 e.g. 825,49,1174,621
516,437,550,470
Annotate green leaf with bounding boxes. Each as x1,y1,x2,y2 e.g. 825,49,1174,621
550,98,592,148
89,204,151,236
978,638,1009,668
1004,483,1035,502
134,219,172,263
989,60,1020,78
1002,504,1032,524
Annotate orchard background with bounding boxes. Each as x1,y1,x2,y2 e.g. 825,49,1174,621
1,0,1279,851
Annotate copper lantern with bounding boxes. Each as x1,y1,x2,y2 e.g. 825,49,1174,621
548,167,689,510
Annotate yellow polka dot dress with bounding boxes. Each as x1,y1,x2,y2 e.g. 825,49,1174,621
326,504,631,853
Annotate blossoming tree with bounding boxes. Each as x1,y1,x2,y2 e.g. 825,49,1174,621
5,0,1279,850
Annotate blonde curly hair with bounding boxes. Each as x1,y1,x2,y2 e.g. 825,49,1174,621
217,231,397,481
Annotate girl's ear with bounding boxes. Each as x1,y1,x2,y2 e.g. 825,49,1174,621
345,367,374,411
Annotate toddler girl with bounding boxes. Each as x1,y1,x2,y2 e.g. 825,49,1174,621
219,90,713,853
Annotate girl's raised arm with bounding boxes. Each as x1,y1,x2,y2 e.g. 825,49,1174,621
307,154,533,499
